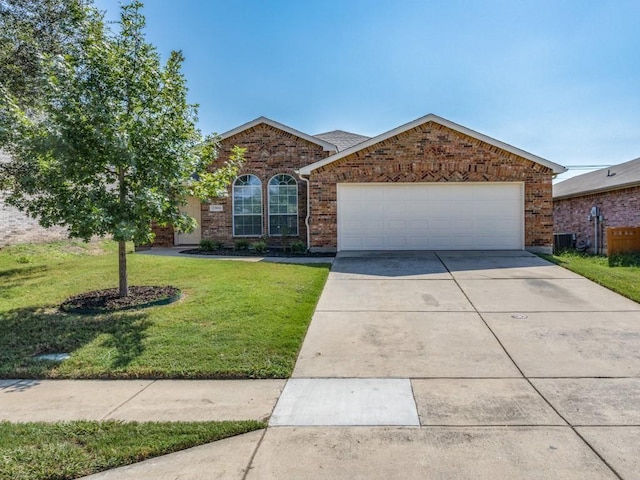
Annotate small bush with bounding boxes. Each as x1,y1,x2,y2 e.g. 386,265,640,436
252,241,268,254
200,239,221,252
608,251,640,267
234,239,250,250
290,240,307,253
279,226,291,251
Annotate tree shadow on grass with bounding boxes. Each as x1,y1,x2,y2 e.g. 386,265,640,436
0,305,151,378
0,265,48,279
0,265,49,296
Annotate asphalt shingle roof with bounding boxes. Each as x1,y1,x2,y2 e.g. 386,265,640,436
553,157,640,199
313,130,371,152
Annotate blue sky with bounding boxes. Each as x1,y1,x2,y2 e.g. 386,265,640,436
95,0,640,181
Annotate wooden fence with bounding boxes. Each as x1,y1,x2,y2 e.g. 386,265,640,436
607,227,640,255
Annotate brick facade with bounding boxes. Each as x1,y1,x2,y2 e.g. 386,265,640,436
150,118,558,252
199,123,332,247
1,192,69,247
150,223,175,248
307,122,554,252
553,185,640,253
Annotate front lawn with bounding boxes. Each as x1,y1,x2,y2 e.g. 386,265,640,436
540,251,640,303
0,241,329,378
0,419,264,480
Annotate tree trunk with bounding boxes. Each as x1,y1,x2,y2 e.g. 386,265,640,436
118,240,128,297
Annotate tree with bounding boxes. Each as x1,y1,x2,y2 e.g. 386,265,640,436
0,0,89,109
0,0,242,297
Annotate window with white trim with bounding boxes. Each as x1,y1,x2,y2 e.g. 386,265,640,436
268,174,298,236
233,174,262,236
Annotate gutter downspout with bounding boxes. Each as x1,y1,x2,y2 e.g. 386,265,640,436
297,171,311,251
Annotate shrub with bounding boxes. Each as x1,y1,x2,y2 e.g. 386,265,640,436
252,241,268,254
608,251,640,267
290,240,307,254
234,239,250,250
279,225,291,251
200,239,221,252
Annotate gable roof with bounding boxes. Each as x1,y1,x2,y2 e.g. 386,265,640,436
313,130,371,152
298,113,566,175
220,116,338,152
553,156,640,199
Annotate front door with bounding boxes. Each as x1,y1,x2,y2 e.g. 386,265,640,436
174,196,202,245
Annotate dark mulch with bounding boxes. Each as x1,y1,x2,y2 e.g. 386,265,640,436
180,248,335,258
61,286,181,313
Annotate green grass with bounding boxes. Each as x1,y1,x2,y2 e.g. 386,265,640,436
0,240,330,378
0,419,264,480
540,251,640,303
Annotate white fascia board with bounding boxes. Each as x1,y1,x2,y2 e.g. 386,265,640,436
298,113,567,175
220,116,338,152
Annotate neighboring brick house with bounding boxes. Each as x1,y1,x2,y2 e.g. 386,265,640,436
0,151,69,247
553,157,640,254
153,114,566,253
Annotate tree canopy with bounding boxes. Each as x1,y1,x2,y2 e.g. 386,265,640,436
0,0,242,295
0,0,89,109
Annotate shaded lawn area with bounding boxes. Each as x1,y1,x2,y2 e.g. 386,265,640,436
0,241,330,378
0,419,264,480
540,251,640,303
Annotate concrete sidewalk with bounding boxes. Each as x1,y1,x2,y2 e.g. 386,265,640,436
0,379,285,422
3,250,640,479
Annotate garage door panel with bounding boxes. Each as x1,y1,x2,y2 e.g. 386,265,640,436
339,186,364,202
385,219,406,231
362,236,386,249
339,205,362,220
406,236,430,248
337,183,524,251
451,236,476,248
407,203,431,216
362,220,384,233
429,218,453,232
384,203,406,216
407,220,429,231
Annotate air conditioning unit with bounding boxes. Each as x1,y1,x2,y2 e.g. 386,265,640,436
553,233,576,253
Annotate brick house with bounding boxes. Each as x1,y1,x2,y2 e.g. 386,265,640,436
153,114,566,253
553,157,640,253
0,150,69,247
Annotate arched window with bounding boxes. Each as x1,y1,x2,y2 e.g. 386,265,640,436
268,174,298,236
233,174,262,236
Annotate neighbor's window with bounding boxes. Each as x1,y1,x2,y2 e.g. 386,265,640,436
268,174,298,236
233,174,262,236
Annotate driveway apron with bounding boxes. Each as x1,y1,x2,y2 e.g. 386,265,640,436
256,250,640,479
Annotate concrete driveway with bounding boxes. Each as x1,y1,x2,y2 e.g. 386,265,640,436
258,250,640,479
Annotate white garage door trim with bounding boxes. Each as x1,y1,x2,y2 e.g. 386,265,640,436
337,183,524,251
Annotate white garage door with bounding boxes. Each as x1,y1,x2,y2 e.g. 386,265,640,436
337,183,524,250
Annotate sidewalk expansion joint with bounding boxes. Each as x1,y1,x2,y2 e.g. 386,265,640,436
100,380,157,421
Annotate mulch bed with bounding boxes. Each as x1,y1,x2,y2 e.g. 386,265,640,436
61,286,181,314
180,248,335,258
